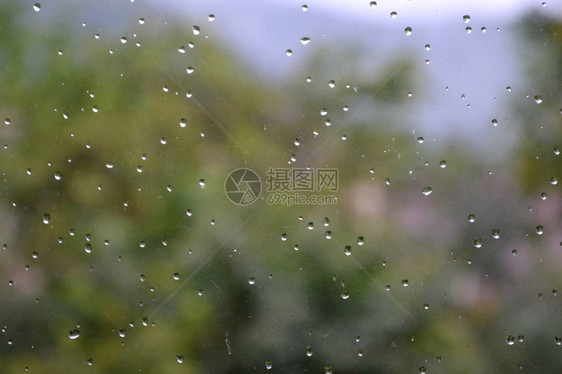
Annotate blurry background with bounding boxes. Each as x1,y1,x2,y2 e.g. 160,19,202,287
0,0,561,372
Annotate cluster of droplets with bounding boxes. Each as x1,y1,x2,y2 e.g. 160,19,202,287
506,335,525,345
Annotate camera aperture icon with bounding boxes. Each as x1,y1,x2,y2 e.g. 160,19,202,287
224,168,261,205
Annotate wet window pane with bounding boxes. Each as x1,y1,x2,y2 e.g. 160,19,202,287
1,0,562,372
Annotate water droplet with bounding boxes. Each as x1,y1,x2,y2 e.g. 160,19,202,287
208,14,215,21
491,119,498,127
506,335,515,345
424,44,431,50
324,231,332,239
357,236,364,245
492,229,500,239
285,49,293,56
404,27,412,36
536,225,544,235
300,37,311,45
423,303,429,310
551,176,558,185
468,214,476,222
69,329,81,340
248,277,255,285
176,354,184,363
370,1,377,8
439,160,447,168
186,66,194,74
54,171,62,180
390,11,397,18
87,358,93,366
341,291,350,299
422,186,432,196
301,4,308,11
186,209,193,216
306,346,314,356
344,246,352,256
139,18,145,24
265,361,273,370
534,95,543,104
463,15,471,23
199,179,206,188
42,214,50,224
33,3,41,12
120,36,127,44
84,243,92,254
402,279,409,287
192,26,200,35
173,273,180,281
417,136,424,143
474,238,483,248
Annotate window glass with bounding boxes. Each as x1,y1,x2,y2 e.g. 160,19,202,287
1,0,561,372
